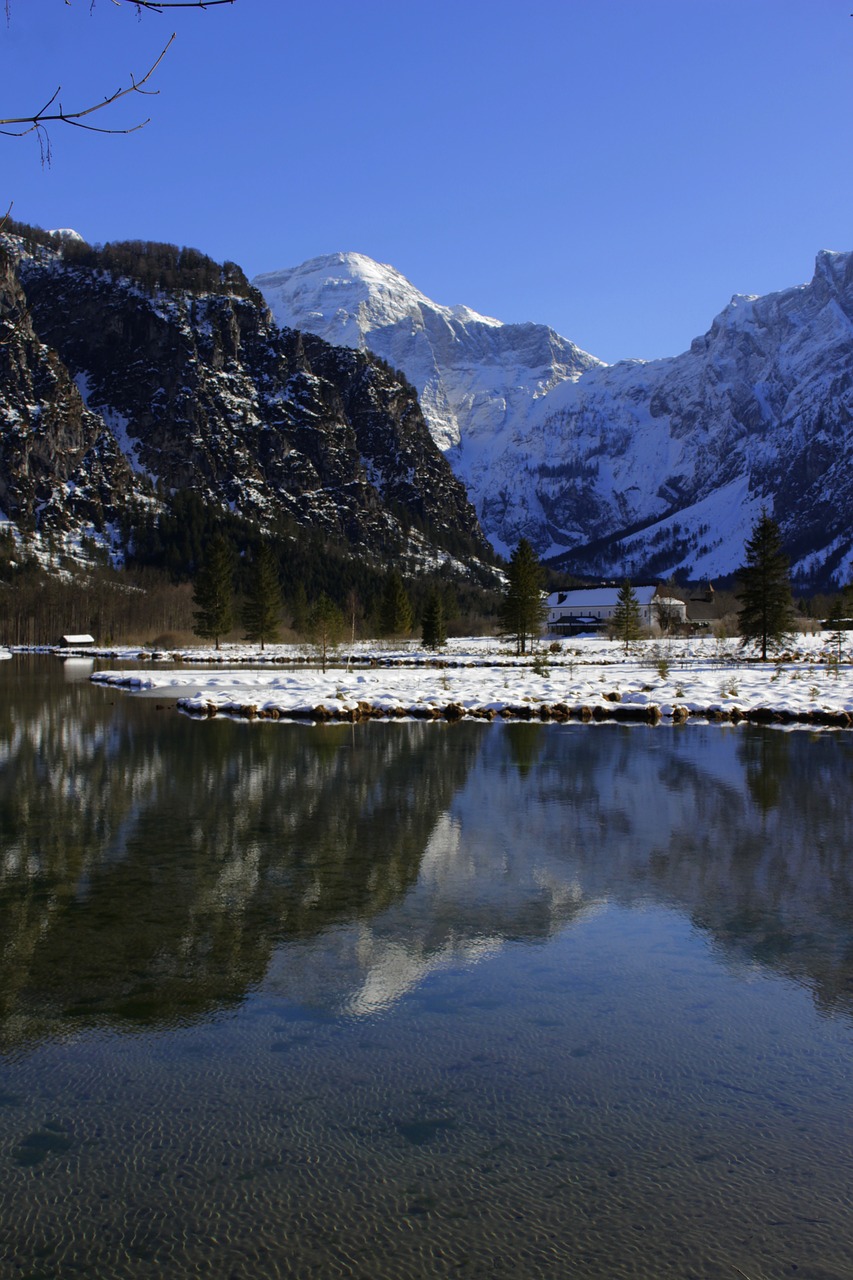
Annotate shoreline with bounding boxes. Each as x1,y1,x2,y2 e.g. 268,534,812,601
172,695,853,729
80,631,853,731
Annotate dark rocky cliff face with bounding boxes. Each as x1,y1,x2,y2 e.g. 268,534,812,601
0,233,488,563
0,245,135,535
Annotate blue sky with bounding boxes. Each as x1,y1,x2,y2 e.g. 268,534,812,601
3,0,852,363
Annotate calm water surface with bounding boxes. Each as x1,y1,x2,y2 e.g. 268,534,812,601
1,656,852,1278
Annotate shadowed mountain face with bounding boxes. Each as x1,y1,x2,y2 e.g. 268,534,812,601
0,233,487,563
2,661,853,1050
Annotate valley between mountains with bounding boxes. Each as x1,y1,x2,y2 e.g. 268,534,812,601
257,250,853,588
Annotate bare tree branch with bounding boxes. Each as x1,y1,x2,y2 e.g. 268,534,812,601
2,1,236,157
125,2,236,9
0,34,175,162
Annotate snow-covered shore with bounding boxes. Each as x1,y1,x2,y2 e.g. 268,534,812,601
85,633,853,729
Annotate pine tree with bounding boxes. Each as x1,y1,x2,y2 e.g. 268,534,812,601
306,594,345,673
500,538,546,655
192,533,234,650
421,590,447,650
380,570,413,636
610,580,642,650
241,541,282,651
827,596,845,676
737,511,796,660
823,583,852,674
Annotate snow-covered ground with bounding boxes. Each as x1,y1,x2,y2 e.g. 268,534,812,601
83,633,853,727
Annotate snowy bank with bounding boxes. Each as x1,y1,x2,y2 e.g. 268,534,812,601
89,634,853,729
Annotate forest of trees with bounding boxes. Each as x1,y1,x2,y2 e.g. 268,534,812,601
1,218,261,301
1,512,852,651
0,491,505,647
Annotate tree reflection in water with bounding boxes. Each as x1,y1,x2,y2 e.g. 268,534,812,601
1,660,853,1047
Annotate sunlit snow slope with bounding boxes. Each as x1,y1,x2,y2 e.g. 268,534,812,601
256,250,853,586
255,252,601,452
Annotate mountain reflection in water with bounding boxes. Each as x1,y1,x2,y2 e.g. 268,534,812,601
1,657,853,1048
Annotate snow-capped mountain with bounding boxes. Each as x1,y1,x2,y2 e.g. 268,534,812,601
255,253,602,454
256,250,853,586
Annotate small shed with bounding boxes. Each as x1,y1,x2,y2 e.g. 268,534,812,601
60,634,95,647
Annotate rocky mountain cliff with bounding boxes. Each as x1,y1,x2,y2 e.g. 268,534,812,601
0,245,135,537
257,250,853,587
0,229,489,567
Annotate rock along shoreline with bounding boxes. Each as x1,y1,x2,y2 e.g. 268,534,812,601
174,697,853,729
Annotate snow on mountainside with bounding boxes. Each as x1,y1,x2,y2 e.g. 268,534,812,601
256,250,853,586
523,249,853,584
254,253,603,454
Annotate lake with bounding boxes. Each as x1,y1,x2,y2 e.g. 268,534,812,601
1,655,852,1279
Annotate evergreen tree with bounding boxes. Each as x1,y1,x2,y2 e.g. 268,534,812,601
380,570,413,636
306,594,345,673
192,533,234,650
421,590,447,650
737,511,796,660
610,580,643,650
825,584,852,674
241,541,282,651
827,596,845,675
500,538,546,655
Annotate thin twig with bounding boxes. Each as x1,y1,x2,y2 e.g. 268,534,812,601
0,34,175,138
98,1,235,10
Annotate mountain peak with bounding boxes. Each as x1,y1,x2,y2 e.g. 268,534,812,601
258,246,853,583
812,248,853,294
253,253,601,453
254,252,503,347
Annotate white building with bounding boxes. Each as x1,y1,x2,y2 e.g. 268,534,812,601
546,587,686,635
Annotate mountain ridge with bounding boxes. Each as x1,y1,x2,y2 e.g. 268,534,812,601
256,253,603,455
0,228,491,575
255,248,853,586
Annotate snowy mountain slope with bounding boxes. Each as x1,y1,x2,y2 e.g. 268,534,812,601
256,250,853,586
524,250,853,583
254,253,603,454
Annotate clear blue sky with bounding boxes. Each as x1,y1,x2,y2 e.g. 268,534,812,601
3,0,852,363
